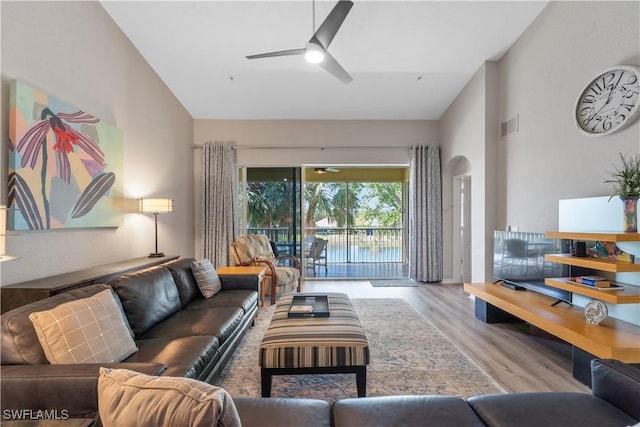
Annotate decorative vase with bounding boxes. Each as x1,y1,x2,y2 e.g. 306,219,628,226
584,300,608,325
621,196,639,233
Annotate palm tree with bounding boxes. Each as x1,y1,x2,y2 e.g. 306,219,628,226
246,182,289,228
304,182,361,229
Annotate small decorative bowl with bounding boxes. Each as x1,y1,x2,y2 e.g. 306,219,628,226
584,300,608,325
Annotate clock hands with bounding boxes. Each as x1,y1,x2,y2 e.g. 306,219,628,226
576,66,640,136
594,86,618,117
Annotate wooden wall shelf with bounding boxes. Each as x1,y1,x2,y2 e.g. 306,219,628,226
544,278,640,304
465,282,640,363
545,231,640,242
544,253,640,273
1,255,179,314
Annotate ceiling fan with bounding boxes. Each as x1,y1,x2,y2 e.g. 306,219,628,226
313,167,340,174
246,0,354,84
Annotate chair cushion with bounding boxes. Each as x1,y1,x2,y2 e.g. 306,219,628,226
29,289,137,364
98,368,240,427
231,238,256,264
140,307,244,346
125,336,220,380
164,258,200,307
1,284,112,365
185,290,258,315
332,396,485,427
233,235,273,264
191,259,222,298
591,359,640,421
109,266,181,338
274,267,300,286
234,397,331,427
467,392,639,427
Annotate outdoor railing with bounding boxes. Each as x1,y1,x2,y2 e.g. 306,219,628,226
248,227,405,263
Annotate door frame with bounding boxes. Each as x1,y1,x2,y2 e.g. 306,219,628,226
452,173,472,284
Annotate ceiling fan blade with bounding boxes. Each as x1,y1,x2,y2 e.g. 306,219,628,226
246,48,306,59
319,50,352,84
310,0,353,50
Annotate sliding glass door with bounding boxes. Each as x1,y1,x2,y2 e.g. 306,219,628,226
238,166,408,278
304,168,408,276
240,167,302,258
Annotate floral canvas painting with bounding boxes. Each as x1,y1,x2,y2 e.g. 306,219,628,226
8,80,124,230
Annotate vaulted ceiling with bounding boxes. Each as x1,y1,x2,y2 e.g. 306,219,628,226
101,1,548,120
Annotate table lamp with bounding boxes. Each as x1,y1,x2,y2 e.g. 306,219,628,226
139,198,173,258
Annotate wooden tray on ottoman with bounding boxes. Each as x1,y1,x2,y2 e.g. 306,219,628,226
288,294,330,317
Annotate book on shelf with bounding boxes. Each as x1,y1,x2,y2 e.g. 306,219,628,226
574,276,611,288
566,279,624,291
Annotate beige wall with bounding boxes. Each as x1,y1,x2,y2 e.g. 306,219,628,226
0,1,195,285
496,1,640,231
440,63,498,282
192,119,438,258
440,1,640,282
194,120,438,166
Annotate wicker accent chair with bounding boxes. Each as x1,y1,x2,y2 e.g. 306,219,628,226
229,235,301,305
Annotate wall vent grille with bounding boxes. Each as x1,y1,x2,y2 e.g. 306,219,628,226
500,114,519,139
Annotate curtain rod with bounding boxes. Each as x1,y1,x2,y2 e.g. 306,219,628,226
192,144,413,150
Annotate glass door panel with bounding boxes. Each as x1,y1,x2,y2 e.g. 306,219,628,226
240,167,302,258
304,168,408,274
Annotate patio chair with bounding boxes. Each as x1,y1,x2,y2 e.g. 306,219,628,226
229,235,301,304
305,237,328,276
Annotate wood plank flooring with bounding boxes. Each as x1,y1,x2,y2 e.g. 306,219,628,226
300,280,590,394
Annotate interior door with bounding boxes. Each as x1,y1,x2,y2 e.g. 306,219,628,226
453,174,472,284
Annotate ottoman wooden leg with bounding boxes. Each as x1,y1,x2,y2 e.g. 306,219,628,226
261,369,273,397
356,366,367,397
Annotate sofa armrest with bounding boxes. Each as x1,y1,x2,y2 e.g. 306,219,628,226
591,358,640,421
1,363,166,420
219,274,260,292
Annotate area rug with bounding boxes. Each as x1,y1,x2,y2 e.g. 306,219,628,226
215,298,505,401
370,279,419,287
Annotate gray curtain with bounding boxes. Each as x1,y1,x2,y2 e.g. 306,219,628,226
200,141,237,268
409,145,443,282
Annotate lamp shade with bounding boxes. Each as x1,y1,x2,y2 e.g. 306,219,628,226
139,198,173,214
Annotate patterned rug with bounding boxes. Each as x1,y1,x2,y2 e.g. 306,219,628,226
215,298,505,401
370,279,419,287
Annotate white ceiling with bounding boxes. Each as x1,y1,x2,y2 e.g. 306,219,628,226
101,1,548,120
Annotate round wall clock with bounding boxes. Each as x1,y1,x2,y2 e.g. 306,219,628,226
575,65,640,136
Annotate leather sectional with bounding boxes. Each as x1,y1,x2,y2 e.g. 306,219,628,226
234,359,640,427
1,258,259,422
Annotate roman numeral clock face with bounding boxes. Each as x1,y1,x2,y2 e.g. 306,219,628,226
575,65,640,136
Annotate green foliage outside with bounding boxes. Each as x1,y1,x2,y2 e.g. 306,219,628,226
245,181,402,229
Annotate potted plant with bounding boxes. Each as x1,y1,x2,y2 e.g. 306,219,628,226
606,152,640,232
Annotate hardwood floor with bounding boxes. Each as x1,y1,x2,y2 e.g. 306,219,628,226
299,279,590,394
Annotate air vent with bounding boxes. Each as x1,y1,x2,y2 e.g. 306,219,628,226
500,114,519,139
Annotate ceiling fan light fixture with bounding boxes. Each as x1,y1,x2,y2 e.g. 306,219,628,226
313,168,327,174
305,49,325,64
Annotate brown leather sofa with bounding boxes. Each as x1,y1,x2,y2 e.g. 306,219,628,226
0,258,259,423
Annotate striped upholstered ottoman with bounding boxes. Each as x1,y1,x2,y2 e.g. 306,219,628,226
259,293,370,397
